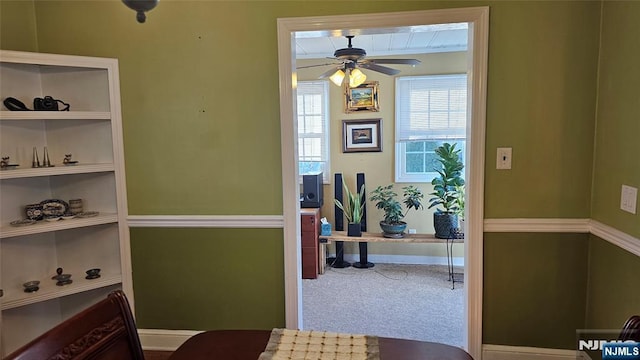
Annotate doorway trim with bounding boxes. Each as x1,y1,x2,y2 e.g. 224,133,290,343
277,7,489,359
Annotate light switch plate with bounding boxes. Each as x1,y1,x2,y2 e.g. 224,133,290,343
621,185,637,214
496,147,512,169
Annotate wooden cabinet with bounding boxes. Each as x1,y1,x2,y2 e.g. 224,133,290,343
300,208,320,279
0,50,131,355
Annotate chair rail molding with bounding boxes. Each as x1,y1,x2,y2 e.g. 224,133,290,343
590,220,640,257
484,218,640,257
127,215,284,228
127,216,638,259
483,218,591,233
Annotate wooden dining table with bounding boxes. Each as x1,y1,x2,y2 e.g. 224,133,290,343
167,329,474,360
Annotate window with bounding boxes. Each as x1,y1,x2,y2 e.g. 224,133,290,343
297,81,330,182
395,74,467,182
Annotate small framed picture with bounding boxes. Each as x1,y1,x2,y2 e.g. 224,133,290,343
342,119,382,153
345,81,379,113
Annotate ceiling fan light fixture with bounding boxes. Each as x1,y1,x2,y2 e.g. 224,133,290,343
122,0,159,23
330,69,345,86
349,68,367,87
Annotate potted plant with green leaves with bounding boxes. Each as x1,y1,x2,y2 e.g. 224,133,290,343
370,184,423,238
334,178,366,237
427,143,465,239
454,184,465,231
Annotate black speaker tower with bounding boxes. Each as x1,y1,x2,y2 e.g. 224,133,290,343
330,173,350,268
353,172,374,268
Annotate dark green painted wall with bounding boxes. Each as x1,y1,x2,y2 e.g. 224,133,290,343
585,236,640,331
1,0,638,351
130,228,285,330
483,233,589,349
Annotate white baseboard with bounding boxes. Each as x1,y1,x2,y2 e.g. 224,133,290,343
483,344,586,360
138,328,202,351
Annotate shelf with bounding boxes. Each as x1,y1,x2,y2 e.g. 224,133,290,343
319,231,463,243
0,111,111,121
0,213,118,239
1,273,122,310
0,163,115,180
0,50,131,354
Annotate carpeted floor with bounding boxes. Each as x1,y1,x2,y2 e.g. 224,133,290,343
302,263,464,347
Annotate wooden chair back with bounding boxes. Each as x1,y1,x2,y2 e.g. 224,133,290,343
619,315,640,342
5,290,144,360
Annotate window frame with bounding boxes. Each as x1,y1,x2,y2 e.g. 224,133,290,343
297,80,330,183
394,74,468,183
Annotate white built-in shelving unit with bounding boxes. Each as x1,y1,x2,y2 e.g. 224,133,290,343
0,50,132,355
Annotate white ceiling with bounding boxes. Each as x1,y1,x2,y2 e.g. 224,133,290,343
295,23,469,59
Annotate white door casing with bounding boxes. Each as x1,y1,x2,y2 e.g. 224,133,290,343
277,7,489,359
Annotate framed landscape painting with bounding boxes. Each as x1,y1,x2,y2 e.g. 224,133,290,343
342,118,382,153
345,81,379,113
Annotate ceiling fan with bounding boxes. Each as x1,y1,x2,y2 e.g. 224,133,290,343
298,35,421,87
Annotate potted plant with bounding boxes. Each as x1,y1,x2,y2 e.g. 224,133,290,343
370,184,423,238
334,177,365,237
454,184,465,231
427,143,465,239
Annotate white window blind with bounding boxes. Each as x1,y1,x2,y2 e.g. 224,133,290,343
297,81,329,181
396,74,467,142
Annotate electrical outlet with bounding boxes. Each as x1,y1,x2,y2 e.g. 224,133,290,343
496,147,512,169
408,228,417,234
621,185,637,214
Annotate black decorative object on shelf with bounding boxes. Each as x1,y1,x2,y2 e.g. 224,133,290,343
23,281,40,293
52,267,73,286
33,96,69,111
85,268,101,280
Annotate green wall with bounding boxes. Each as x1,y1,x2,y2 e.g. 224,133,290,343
592,1,640,238
0,0,37,52
585,236,640,331
1,0,638,351
483,233,589,349
484,0,599,219
586,0,640,335
130,228,285,330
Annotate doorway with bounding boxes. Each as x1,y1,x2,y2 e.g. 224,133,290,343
277,7,488,359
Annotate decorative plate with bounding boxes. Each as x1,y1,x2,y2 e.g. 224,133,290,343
10,219,36,227
77,211,99,218
39,199,69,217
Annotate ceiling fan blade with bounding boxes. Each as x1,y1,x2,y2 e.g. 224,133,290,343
362,59,421,66
318,66,341,79
359,63,401,76
296,62,340,70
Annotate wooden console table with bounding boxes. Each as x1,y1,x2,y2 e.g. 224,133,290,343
320,231,456,244
320,231,464,287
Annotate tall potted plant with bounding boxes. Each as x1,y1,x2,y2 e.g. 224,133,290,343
370,184,423,238
334,178,365,237
427,143,465,238
454,184,465,231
